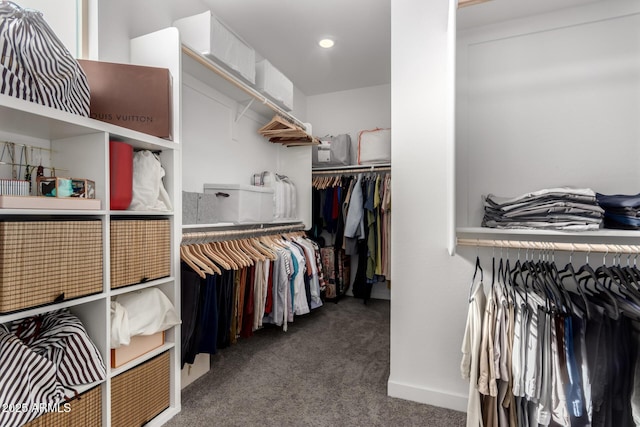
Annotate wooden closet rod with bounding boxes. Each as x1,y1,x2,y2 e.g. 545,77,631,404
182,45,306,130
312,166,391,175
457,238,640,255
458,0,492,8
182,223,305,245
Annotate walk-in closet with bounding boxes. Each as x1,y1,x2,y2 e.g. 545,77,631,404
2,0,639,426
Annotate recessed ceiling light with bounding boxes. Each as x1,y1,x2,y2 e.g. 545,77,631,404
318,38,335,49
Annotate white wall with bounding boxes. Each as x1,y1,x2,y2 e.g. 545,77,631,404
457,2,640,228
388,0,471,411
12,0,81,56
307,84,391,163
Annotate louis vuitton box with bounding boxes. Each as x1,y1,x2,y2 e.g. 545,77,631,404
78,59,172,139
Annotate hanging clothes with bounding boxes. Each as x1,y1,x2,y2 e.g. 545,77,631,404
312,170,391,301
461,255,640,427
461,258,487,427
180,232,326,367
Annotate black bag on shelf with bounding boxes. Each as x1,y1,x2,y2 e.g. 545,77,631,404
0,1,90,116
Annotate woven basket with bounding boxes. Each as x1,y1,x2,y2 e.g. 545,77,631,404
110,219,171,289
0,220,103,313
25,386,102,427
111,351,170,427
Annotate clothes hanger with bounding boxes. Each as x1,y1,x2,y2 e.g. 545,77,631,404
190,244,218,275
223,240,247,268
239,238,264,262
231,239,253,267
181,244,214,276
530,246,565,312
231,239,253,266
593,251,640,310
198,243,225,273
212,240,239,270
468,255,483,303
261,234,286,249
604,250,640,306
557,248,591,319
205,241,233,270
193,243,222,275
236,239,261,265
251,237,278,261
577,251,620,320
180,245,206,279
505,257,527,309
204,242,232,270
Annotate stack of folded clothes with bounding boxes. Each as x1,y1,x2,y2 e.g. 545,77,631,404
482,187,604,230
595,192,640,230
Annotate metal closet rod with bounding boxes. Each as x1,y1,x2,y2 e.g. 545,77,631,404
457,238,640,254
312,166,391,175
182,223,306,245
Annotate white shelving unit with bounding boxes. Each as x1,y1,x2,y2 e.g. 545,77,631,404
0,28,181,426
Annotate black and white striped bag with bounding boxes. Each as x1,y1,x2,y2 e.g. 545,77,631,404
11,309,106,396
0,325,65,427
0,1,90,116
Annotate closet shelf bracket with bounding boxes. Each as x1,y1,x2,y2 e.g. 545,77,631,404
235,99,255,123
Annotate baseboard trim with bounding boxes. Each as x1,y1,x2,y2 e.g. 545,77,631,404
387,379,468,412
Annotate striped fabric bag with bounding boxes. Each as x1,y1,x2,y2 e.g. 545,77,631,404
0,325,65,427
0,1,90,116
10,309,106,396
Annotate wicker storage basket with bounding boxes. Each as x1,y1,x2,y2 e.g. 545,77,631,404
110,219,171,289
25,386,102,427
111,351,170,427
0,220,103,313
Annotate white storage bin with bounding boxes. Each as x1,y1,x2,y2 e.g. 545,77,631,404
255,59,293,111
203,184,274,223
173,11,256,84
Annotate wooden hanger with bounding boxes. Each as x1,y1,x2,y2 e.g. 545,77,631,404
251,237,278,261
212,240,239,270
180,245,213,277
203,242,231,270
260,235,284,250
196,243,223,274
258,115,319,146
190,244,217,275
240,238,265,262
180,245,206,279
223,240,246,268
230,239,253,267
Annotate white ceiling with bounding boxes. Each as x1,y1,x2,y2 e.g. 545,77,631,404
202,0,390,97
200,0,606,97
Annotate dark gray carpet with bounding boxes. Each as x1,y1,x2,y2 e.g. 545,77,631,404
165,296,466,427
